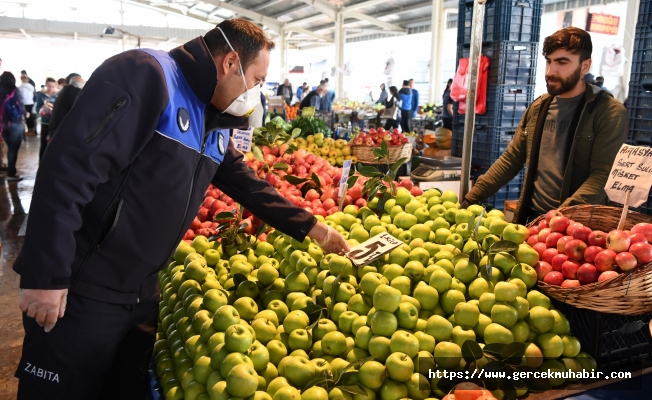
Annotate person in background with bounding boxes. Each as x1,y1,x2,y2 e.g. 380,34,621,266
383,86,400,130
462,27,628,224
277,78,293,105
0,71,27,182
300,84,326,111
19,76,36,136
324,77,335,111
56,78,67,90
261,91,267,126
364,91,374,103
35,78,58,160
20,70,36,91
376,83,388,105
595,76,608,91
583,73,595,85
296,82,309,100
409,78,419,118
398,80,412,133
442,78,454,130
48,74,85,138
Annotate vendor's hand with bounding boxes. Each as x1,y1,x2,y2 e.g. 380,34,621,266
460,200,470,209
20,289,68,332
308,221,351,255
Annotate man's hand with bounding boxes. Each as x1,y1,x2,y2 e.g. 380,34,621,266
460,199,470,209
19,289,68,332
308,221,351,255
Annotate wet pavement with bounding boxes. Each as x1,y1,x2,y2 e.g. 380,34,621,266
0,134,38,399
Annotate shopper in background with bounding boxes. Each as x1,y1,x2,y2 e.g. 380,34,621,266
0,71,27,182
398,80,412,133
48,73,85,138
296,82,309,100
595,76,608,91
19,76,35,135
277,78,293,105
409,78,419,118
462,27,628,224
56,78,66,90
20,70,36,92
300,84,327,111
324,77,335,111
442,78,454,130
35,78,58,160
583,72,595,85
383,86,400,130
376,83,388,105
14,19,348,400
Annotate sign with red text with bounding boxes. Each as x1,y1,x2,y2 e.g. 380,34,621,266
587,13,620,35
604,144,652,207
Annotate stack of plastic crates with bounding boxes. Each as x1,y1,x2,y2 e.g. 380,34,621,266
624,0,652,214
452,0,542,209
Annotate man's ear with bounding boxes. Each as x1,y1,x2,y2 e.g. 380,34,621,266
221,51,239,75
581,58,592,76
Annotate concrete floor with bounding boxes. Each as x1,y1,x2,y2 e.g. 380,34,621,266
0,134,37,399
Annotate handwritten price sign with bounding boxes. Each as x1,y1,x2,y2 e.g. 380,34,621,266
347,232,402,266
605,144,652,207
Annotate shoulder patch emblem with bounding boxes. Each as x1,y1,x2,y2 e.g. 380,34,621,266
177,108,190,133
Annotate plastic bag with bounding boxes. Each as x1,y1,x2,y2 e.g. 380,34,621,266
451,56,490,115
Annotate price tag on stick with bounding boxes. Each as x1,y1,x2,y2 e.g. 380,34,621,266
346,232,402,266
232,127,254,152
302,107,316,118
338,160,353,212
604,144,652,229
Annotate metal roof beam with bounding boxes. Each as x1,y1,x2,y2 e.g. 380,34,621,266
290,26,332,42
297,0,337,20
201,0,283,32
342,10,406,32
253,0,286,12
270,4,311,18
127,0,222,24
284,13,329,28
374,1,432,18
342,0,387,13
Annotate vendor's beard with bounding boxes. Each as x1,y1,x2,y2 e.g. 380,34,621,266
546,64,582,96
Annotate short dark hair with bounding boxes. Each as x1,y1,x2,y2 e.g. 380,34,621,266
543,27,592,62
66,73,81,84
389,86,398,96
596,76,604,81
20,70,27,74
204,19,275,71
0,71,17,94
57,78,66,85
409,78,414,82
46,77,56,84
402,80,409,86
319,80,325,85
324,78,329,83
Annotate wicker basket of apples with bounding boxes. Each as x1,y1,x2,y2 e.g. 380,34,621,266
526,205,652,315
351,127,412,164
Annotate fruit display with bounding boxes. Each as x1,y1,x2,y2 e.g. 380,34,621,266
290,134,357,167
527,210,652,287
285,104,299,121
156,185,600,400
352,128,410,148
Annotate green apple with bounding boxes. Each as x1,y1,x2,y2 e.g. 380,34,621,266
481,234,500,252
338,311,360,334
454,302,480,328
267,300,289,323
358,360,387,389
234,297,259,321
283,310,310,334
453,259,478,284
372,284,402,312
429,269,452,294
360,273,388,296
494,281,518,302
575,351,597,373
433,228,451,245
445,233,464,249
413,285,439,311
252,318,277,344
266,340,287,366
483,323,514,345
524,342,544,368
288,328,312,351
390,276,412,295
473,313,493,339
489,219,509,236
355,326,374,350
440,289,466,315
510,264,538,288
379,379,408,400
455,209,474,225
468,278,492,300
395,188,412,206
220,352,254,378
536,333,564,359
370,311,398,337
429,205,447,221
348,294,372,316
389,331,420,359
491,303,519,328
509,278,528,297
225,324,255,353
509,320,530,342
368,335,392,363
440,190,458,204
550,309,571,335
527,290,552,310
561,335,581,357
526,306,554,333
502,224,530,244
385,352,414,382
283,356,316,388
451,325,476,348
213,305,240,332
425,315,453,342
394,302,419,330
409,224,430,241
202,289,228,313
433,341,462,369
515,244,539,267
509,296,530,320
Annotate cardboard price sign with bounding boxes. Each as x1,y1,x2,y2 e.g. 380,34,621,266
232,127,254,152
346,232,402,266
302,107,316,118
604,144,652,207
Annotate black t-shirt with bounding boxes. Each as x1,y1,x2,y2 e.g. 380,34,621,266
442,90,452,119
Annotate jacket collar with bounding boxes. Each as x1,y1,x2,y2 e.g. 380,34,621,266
170,36,217,106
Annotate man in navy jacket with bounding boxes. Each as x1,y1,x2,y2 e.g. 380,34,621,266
14,19,348,399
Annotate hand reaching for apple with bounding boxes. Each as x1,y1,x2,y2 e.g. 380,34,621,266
308,221,351,255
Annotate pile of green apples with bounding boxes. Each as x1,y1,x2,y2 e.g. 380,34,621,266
153,188,599,400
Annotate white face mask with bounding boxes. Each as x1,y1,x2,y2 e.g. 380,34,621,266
218,27,260,117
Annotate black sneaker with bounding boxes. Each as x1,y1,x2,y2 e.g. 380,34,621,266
7,175,23,182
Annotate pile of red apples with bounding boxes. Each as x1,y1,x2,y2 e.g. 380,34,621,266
527,210,652,287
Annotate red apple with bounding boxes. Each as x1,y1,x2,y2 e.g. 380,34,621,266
588,230,607,247
305,189,320,202
562,260,581,279
566,222,584,237
533,242,548,258
527,236,539,246
557,236,574,253
545,210,563,224
565,239,587,261
538,228,551,242
323,198,336,210
577,263,599,284
410,186,423,196
551,254,569,272
615,252,638,271
572,226,592,244
542,248,559,264
594,249,618,272
528,226,540,237
534,261,554,280
606,230,631,253
355,198,368,208
190,217,202,231
583,246,604,263
197,207,210,222
539,220,549,230
629,233,648,246
561,279,581,288
631,223,652,243
203,196,216,209
544,271,564,286
549,216,571,233
629,242,652,264
399,179,413,190
598,270,620,282
545,232,564,248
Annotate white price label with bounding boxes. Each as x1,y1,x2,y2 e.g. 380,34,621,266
233,127,254,152
339,160,353,197
604,144,652,207
346,232,402,266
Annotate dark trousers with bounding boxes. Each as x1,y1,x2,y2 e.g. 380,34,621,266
442,117,452,130
400,110,412,133
384,118,399,130
2,123,23,177
16,289,159,400
24,105,35,130
40,123,50,161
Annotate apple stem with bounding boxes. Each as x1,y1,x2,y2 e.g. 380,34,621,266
617,192,631,231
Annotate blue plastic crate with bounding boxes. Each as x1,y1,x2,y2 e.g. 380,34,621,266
483,171,525,210
451,125,518,167
453,84,535,128
627,86,652,144
629,25,652,86
639,0,651,26
457,41,539,86
458,0,543,45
